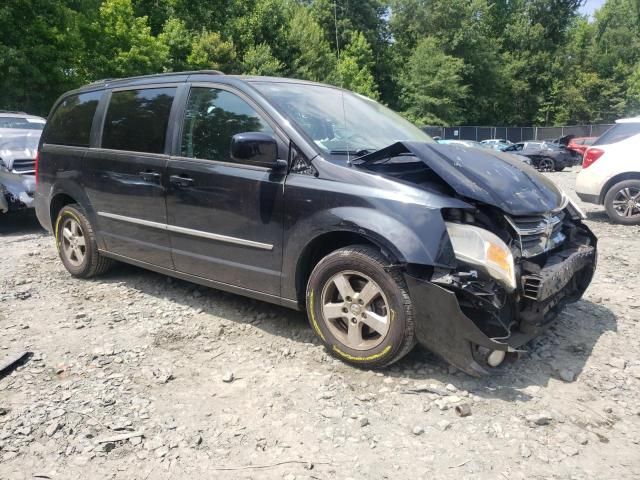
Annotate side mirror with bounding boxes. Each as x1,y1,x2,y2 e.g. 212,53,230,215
231,132,280,169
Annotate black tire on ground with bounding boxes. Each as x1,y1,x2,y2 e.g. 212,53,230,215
553,162,566,171
54,204,114,277
537,157,555,172
604,179,640,226
306,245,416,369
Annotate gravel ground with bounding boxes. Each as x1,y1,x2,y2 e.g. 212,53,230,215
1,167,639,480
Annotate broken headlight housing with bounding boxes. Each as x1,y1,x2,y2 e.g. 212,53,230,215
445,222,516,292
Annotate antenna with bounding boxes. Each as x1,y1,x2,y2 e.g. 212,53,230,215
334,0,341,61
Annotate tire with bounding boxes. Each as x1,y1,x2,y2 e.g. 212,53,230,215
553,162,566,172
306,245,415,369
537,157,555,172
604,180,640,225
54,204,113,277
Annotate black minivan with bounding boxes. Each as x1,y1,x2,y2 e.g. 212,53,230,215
35,71,597,375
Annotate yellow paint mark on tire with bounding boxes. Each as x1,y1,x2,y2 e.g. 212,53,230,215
308,290,326,342
332,345,392,362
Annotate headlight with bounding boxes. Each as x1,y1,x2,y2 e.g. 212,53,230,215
445,222,516,291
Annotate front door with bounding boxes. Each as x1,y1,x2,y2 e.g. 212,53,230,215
85,86,177,269
166,85,286,296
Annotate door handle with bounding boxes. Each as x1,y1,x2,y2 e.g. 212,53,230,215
170,175,194,188
140,171,161,182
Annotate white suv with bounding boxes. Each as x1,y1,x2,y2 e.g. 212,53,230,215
576,117,640,225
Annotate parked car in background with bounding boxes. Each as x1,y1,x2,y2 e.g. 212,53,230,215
567,136,596,157
480,139,512,150
503,139,581,172
576,117,640,225
35,71,596,375
0,111,43,213
437,139,490,149
0,111,45,173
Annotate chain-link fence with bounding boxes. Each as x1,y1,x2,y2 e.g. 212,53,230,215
422,124,615,142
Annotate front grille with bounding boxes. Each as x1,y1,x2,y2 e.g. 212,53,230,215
11,158,35,173
522,274,543,300
506,211,566,258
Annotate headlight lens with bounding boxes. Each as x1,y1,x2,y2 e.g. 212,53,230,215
445,222,516,291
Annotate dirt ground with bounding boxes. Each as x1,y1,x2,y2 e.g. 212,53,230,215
1,168,639,480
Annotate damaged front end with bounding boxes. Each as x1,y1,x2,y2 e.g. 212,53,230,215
406,208,596,376
0,168,35,214
356,141,597,376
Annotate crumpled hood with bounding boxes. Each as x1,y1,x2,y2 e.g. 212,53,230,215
0,129,40,168
356,142,566,216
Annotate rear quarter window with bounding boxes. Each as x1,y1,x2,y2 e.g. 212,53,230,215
102,87,176,154
594,123,640,146
44,91,102,146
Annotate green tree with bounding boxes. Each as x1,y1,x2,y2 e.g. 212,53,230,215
286,5,337,81
159,17,192,71
88,0,168,79
336,32,379,99
399,37,468,125
186,31,237,72
0,0,88,115
242,44,285,76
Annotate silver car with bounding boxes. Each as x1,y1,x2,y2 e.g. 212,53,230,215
0,111,44,213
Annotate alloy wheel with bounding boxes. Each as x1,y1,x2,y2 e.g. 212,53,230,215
538,158,554,172
612,186,640,219
320,270,390,351
61,217,87,267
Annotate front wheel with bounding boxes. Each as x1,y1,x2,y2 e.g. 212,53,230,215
604,180,640,225
306,245,415,369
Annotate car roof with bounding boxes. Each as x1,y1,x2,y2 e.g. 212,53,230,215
75,71,341,94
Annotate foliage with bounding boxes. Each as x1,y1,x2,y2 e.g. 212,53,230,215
399,37,468,125
1,0,639,125
336,32,379,99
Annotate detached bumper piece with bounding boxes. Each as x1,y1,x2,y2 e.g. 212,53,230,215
406,229,597,377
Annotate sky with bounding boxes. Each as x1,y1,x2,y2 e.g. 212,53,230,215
580,0,607,16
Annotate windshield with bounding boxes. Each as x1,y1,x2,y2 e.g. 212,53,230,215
0,116,45,130
251,82,434,157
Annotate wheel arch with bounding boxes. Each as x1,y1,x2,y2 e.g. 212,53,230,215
294,229,402,308
50,192,78,226
599,171,640,204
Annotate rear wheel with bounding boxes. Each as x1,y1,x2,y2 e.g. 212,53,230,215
55,204,113,277
306,245,415,369
604,180,640,225
537,157,555,172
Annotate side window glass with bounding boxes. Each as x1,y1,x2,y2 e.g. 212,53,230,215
102,88,176,154
181,87,274,163
45,91,102,147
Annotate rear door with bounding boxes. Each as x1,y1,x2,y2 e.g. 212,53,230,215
84,85,178,268
165,84,287,296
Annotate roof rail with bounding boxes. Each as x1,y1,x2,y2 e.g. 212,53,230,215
0,110,28,115
85,70,224,87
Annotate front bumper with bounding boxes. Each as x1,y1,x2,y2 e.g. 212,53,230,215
0,171,35,213
405,227,597,376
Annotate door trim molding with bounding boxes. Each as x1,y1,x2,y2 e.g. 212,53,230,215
97,211,274,251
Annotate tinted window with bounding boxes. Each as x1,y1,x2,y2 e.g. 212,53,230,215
594,123,640,146
45,91,102,146
181,87,274,162
102,88,176,153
